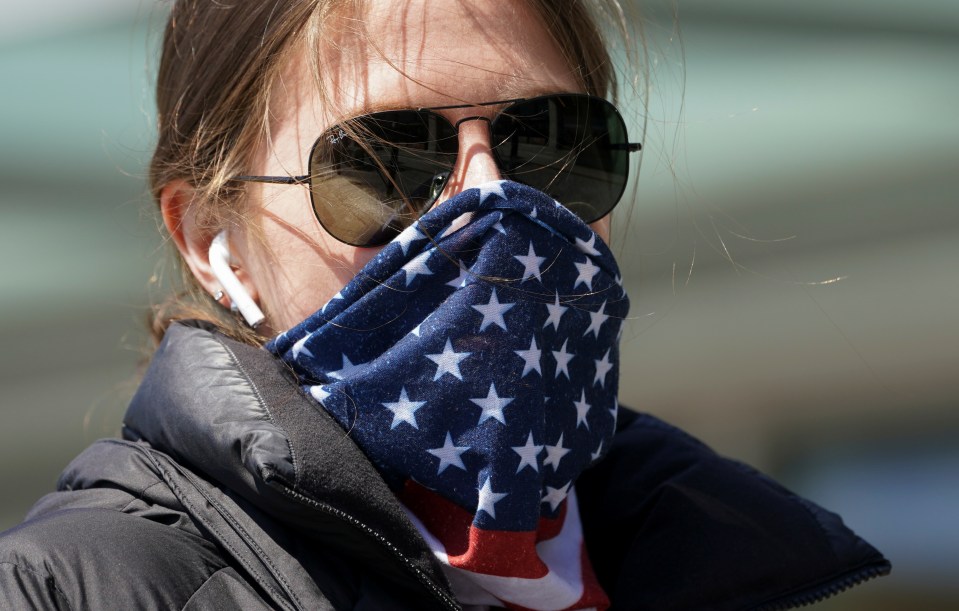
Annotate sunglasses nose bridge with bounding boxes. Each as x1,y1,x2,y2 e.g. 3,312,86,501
452,115,492,130
433,115,503,207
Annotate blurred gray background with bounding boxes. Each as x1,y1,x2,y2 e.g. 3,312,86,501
1,1,957,608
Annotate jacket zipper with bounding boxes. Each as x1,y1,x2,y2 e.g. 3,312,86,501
157,447,460,611
275,484,463,611
749,561,891,610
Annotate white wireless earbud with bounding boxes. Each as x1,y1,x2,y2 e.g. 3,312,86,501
208,231,265,328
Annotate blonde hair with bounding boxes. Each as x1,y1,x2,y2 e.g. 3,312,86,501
149,0,644,345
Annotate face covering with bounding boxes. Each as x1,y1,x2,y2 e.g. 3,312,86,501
269,181,628,610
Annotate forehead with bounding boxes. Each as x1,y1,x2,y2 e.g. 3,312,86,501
297,0,580,119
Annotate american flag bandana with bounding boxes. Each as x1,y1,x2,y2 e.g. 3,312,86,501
268,181,628,610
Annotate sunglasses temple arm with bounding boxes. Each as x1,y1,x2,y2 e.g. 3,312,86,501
232,175,311,185
610,143,643,152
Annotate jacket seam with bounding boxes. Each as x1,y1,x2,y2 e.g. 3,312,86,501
148,450,303,611
93,439,449,611
93,439,298,611
729,460,841,565
790,495,842,564
274,484,461,611
213,335,301,488
118,480,166,514
181,567,244,609
0,561,74,610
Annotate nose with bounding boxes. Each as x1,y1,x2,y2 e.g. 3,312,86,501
434,116,503,205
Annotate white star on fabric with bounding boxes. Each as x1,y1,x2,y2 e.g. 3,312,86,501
426,339,471,381
611,396,619,422
478,180,508,203
427,432,470,474
594,348,614,388
327,354,367,380
573,389,592,429
512,431,543,473
309,385,330,404
472,289,514,332
446,260,470,289
470,383,514,425
543,433,571,471
543,292,568,330
529,206,538,219
381,387,426,430
410,313,432,337
476,478,509,519
514,336,542,378
402,249,434,286
573,258,601,291
590,440,604,462
321,291,344,313
614,273,623,287
575,234,601,256
439,212,474,239
395,223,426,255
542,481,572,511
584,301,609,338
514,241,546,283
552,339,574,379
292,333,314,360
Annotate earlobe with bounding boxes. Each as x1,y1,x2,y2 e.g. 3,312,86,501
159,181,263,326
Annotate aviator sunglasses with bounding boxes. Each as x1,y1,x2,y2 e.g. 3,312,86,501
234,93,642,247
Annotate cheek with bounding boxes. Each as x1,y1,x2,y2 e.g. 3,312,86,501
243,186,385,331
589,216,612,245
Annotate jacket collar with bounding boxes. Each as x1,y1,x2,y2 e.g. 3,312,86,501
122,321,458,610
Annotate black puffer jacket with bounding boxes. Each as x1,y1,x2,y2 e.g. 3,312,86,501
0,322,890,610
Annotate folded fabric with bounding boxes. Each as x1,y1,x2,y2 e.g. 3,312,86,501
269,181,629,609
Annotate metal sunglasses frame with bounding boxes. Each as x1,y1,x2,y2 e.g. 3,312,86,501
231,94,642,187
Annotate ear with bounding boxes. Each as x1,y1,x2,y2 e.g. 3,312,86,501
159,180,259,305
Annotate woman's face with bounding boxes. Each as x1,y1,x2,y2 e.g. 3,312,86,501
235,0,609,333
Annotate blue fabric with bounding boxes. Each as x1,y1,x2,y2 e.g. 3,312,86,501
268,181,629,532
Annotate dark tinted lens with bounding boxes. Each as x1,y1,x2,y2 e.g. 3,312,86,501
308,111,457,246
491,95,630,222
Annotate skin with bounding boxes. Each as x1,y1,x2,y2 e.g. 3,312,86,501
163,0,610,335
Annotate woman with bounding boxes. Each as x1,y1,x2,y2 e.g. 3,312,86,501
0,1,889,609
